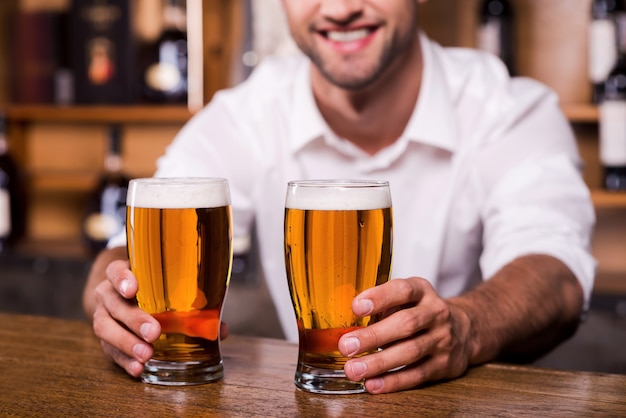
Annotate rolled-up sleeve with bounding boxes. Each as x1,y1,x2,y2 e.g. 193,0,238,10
475,81,597,309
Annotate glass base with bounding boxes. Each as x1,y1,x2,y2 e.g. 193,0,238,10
295,365,366,394
141,359,224,386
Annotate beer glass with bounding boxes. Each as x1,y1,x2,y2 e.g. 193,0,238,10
284,180,393,394
126,178,233,386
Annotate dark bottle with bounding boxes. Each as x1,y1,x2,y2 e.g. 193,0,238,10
477,0,515,75
82,125,130,255
140,0,188,104
70,0,136,104
599,2,626,191
0,114,26,253
589,0,620,103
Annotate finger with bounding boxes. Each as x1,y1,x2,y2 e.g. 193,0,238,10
93,302,154,368
365,355,460,394
343,328,436,381
220,321,229,340
339,303,436,358
352,277,431,317
95,280,161,344
105,259,137,299
101,340,146,378
363,354,452,394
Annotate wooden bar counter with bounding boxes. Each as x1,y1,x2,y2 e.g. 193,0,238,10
0,313,624,417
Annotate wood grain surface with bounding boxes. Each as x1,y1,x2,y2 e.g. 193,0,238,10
0,313,624,417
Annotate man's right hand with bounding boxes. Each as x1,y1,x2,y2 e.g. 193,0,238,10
83,246,230,377
83,247,160,377
93,259,161,377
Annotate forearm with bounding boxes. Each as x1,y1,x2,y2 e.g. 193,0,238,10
82,246,128,321
448,254,584,365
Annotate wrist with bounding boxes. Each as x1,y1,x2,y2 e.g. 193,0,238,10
447,298,490,366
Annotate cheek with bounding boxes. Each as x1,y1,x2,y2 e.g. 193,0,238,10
282,0,315,21
283,4,312,34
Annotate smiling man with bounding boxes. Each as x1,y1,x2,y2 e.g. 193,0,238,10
83,0,595,394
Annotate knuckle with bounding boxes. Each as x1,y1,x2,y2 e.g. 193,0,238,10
395,309,422,337
406,366,428,388
92,308,107,338
437,329,453,350
394,279,415,300
105,260,129,285
368,351,393,376
404,339,426,363
380,371,404,393
434,299,451,320
359,327,379,350
93,281,108,302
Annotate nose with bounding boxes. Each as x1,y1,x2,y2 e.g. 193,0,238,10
319,0,365,23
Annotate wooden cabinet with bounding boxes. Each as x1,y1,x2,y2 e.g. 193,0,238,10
0,0,242,258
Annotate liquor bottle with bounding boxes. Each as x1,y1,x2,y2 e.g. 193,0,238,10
0,114,26,253
70,0,136,104
82,125,130,254
599,2,626,191
589,0,619,104
477,0,515,75
139,0,188,104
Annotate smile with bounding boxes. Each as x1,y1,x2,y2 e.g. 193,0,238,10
325,28,371,43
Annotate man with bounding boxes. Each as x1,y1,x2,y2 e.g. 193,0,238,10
83,0,595,394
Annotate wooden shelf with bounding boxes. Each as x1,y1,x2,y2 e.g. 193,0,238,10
29,172,100,192
592,190,626,209
13,239,91,261
561,104,598,123
3,104,597,124
594,271,626,295
4,105,194,124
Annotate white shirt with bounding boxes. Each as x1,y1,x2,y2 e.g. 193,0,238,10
117,33,596,342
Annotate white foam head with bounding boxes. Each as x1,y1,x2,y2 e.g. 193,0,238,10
127,178,231,209
285,180,391,210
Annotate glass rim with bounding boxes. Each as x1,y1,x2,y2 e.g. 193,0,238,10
129,177,229,186
287,179,389,188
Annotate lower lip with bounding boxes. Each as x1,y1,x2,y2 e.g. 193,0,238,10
321,30,378,54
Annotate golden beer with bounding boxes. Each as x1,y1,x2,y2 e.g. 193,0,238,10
284,180,393,394
126,178,232,385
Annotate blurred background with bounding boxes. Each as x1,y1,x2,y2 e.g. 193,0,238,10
0,0,624,374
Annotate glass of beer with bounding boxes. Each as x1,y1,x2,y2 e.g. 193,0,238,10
284,180,393,394
126,177,233,386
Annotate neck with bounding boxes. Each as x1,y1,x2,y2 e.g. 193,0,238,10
311,34,423,155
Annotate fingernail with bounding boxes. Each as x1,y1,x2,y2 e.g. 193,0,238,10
367,377,384,393
140,322,156,341
347,361,367,379
133,344,150,361
342,336,360,357
355,299,374,316
119,279,130,296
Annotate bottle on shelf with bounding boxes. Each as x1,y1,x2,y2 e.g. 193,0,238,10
476,0,515,75
599,2,626,191
82,125,130,255
589,0,620,104
0,114,27,254
70,0,136,104
139,0,188,104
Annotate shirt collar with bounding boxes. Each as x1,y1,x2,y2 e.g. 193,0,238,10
288,31,459,154
404,32,458,153
289,63,326,152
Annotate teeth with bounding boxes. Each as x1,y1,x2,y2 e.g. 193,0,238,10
326,29,370,42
